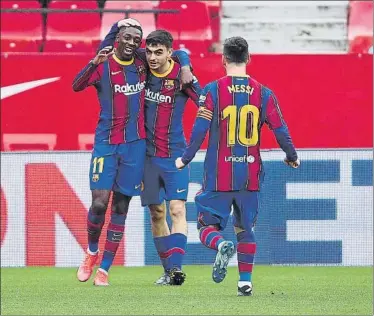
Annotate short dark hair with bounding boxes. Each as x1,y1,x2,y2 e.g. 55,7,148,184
119,25,143,38
223,36,249,64
146,30,173,49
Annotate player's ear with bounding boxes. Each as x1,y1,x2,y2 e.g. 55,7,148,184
115,34,120,43
246,53,251,65
222,55,227,68
167,48,173,58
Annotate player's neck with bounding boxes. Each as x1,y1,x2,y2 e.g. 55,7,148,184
226,65,247,77
115,51,133,62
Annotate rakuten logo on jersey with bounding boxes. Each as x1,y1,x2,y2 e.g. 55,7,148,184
114,81,146,96
225,155,255,163
145,89,172,104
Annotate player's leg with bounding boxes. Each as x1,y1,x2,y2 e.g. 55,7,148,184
232,191,259,296
141,157,171,284
93,140,145,285
195,190,236,283
161,159,190,285
77,145,117,282
94,191,132,286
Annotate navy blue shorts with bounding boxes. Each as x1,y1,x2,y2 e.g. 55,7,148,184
195,190,259,231
141,156,190,206
89,140,146,196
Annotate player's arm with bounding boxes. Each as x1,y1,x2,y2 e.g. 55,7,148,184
98,19,141,52
182,75,203,106
176,85,215,169
265,91,300,168
72,47,112,92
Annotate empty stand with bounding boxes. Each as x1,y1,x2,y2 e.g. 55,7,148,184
1,1,43,52
348,1,373,53
44,1,100,52
100,1,156,40
156,1,212,55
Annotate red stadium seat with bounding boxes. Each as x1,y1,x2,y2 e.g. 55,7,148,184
348,1,373,53
0,1,43,52
156,1,212,41
100,1,156,40
200,1,221,43
44,1,101,52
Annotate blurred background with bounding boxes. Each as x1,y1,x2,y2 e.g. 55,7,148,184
0,0,372,269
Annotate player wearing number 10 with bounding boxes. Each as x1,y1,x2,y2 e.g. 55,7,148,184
175,36,300,296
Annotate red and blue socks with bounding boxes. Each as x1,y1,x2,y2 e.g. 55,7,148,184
100,212,126,272
236,230,256,282
154,233,187,271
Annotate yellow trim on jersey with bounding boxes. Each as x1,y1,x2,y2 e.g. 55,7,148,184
150,59,175,78
113,54,134,66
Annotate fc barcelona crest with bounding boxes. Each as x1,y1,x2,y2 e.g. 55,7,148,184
92,174,99,182
164,79,175,90
138,64,146,75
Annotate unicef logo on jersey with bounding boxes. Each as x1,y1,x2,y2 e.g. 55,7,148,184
225,155,255,163
114,81,146,96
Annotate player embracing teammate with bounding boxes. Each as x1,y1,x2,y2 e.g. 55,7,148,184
73,19,194,286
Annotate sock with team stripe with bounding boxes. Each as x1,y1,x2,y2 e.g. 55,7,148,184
199,226,225,250
100,212,126,272
153,236,169,272
166,233,187,270
87,209,105,253
236,230,257,282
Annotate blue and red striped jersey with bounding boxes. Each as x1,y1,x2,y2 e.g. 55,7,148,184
182,75,298,191
145,60,202,158
72,54,147,144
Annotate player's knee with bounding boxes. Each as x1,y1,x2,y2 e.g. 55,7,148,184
91,199,108,215
149,204,166,223
169,200,186,222
112,192,131,215
235,227,255,242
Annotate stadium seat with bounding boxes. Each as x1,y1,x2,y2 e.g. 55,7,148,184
348,1,373,53
0,1,43,52
201,1,221,43
100,1,156,40
44,1,100,52
156,1,213,55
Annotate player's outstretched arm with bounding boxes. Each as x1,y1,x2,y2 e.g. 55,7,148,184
265,91,300,168
98,19,142,52
176,85,215,169
72,47,112,92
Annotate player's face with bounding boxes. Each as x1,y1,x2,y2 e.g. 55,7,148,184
145,44,172,71
116,27,142,59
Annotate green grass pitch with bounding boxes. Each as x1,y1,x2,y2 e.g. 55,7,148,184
1,266,372,315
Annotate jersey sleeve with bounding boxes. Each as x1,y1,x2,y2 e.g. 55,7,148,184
266,92,298,161
181,83,215,165
72,61,101,92
98,22,118,51
182,75,202,106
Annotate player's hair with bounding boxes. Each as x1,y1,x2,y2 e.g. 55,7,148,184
146,30,173,49
223,36,249,64
119,25,143,38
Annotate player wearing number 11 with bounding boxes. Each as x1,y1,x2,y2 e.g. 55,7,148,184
175,36,300,296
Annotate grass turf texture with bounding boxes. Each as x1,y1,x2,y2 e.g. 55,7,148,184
1,266,372,315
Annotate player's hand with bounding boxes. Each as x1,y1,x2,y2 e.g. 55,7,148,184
284,158,300,169
117,18,141,28
92,46,114,65
180,66,194,89
175,157,186,169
